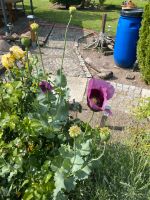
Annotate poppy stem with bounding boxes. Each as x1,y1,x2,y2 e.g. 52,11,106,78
88,142,106,165
60,14,72,87
25,47,31,76
83,111,94,139
36,32,46,76
70,138,76,174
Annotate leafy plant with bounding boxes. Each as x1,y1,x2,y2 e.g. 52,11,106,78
0,8,109,200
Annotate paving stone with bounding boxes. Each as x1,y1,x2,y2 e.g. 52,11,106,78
116,83,123,91
122,84,130,92
129,85,136,91
134,88,142,95
141,89,150,98
67,77,87,102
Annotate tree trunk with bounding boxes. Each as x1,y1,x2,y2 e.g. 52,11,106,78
80,0,85,9
65,0,69,9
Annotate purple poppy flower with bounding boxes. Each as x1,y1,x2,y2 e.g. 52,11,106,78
39,81,53,93
87,78,115,112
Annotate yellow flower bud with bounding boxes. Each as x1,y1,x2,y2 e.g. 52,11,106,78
69,6,76,15
10,46,25,60
30,22,39,31
1,53,15,69
69,125,81,138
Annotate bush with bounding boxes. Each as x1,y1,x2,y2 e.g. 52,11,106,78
49,0,82,9
137,3,150,84
99,0,105,6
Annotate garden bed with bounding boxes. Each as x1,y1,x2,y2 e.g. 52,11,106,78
78,34,150,89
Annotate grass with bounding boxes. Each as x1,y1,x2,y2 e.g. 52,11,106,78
24,0,147,34
68,143,150,200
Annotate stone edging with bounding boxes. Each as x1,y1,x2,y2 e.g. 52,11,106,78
108,81,150,98
74,33,93,78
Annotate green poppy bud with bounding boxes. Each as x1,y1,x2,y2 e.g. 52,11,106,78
21,37,30,47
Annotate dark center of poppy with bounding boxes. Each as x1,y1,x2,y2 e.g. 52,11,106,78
90,89,104,107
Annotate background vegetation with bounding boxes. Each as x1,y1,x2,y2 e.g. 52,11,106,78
24,0,146,34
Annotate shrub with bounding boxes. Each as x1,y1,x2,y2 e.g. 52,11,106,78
99,0,105,7
137,3,150,84
49,0,82,9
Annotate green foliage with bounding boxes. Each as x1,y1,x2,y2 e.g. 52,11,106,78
137,3,150,84
134,97,150,120
49,0,82,9
132,97,150,157
0,15,108,200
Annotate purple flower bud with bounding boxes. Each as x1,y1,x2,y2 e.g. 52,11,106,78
87,78,115,112
39,81,53,93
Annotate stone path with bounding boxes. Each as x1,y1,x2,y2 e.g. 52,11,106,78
41,24,91,78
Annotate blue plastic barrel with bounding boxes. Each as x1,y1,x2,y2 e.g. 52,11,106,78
114,9,143,68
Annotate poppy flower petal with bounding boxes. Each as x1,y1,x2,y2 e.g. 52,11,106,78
87,78,115,112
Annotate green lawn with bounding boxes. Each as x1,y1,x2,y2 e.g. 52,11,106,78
24,0,146,34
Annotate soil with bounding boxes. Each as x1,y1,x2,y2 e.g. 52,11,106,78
78,34,150,89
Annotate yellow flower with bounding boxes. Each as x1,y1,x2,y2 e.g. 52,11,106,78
69,125,81,138
1,53,15,69
99,127,111,142
27,143,34,152
10,46,25,60
69,6,76,15
30,22,39,31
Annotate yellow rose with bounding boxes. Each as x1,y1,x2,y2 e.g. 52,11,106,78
30,23,39,31
1,53,15,69
69,6,76,15
10,46,25,60
69,125,81,138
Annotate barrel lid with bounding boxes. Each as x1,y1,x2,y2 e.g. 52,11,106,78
121,9,143,17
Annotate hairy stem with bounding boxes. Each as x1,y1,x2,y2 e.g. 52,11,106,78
36,32,46,76
60,14,72,86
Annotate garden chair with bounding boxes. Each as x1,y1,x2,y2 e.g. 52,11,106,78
14,0,25,14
